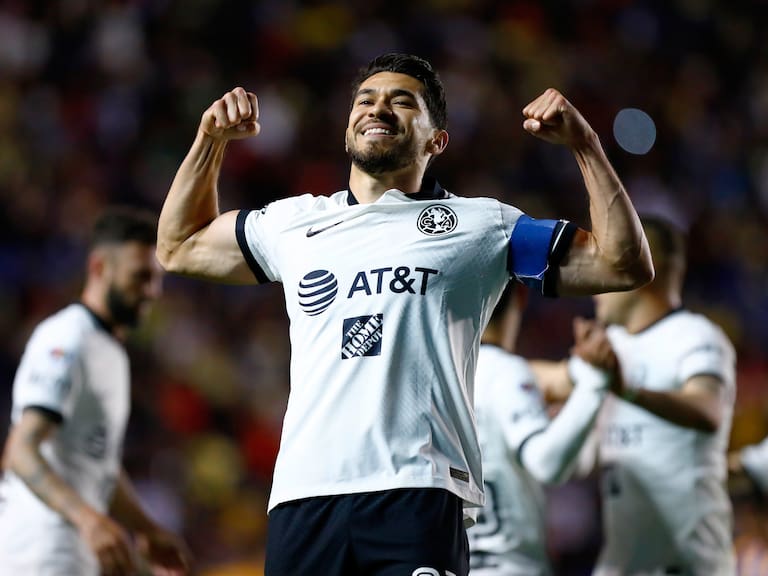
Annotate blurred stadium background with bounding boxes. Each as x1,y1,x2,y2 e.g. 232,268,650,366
0,1,766,574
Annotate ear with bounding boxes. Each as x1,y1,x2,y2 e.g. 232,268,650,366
87,248,108,280
426,130,449,156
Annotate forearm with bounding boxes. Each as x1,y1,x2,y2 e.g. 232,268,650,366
9,444,94,530
624,388,720,433
109,470,158,534
570,134,653,290
157,130,227,270
521,357,607,484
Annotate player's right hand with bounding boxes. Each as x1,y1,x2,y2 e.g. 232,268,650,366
570,317,617,373
200,87,261,141
77,508,135,576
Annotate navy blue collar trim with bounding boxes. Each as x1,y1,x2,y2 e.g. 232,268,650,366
78,302,116,334
346,176,448,205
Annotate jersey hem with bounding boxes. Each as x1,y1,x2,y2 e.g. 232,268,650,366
267,476,484,514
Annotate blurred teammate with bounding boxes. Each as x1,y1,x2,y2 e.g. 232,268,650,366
730,436,768,493
156,52,653,576
0,207,190,576
469,284,612,575
536,216,736,575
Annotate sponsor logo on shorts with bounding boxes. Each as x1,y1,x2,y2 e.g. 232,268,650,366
417,204,458,236
341,314,383,359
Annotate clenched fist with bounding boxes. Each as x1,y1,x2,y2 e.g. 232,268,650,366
522,88,596,149
200,87,261,141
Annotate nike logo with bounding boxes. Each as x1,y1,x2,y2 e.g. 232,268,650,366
306,220,344,237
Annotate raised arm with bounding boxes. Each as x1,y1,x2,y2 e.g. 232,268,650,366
522,89,654,296
157,87,261,284
3,409,135,575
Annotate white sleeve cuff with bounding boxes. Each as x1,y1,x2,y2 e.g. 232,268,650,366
567,355,611,391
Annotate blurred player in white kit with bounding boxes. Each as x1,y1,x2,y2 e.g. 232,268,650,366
468,283,614,575
536,216,737,575
0,207,189,576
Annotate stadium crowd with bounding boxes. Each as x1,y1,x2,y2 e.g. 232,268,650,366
1,0,766,573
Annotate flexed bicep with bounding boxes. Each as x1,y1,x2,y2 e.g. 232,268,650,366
160,210,259,284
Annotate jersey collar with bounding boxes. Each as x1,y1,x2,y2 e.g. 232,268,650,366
346,176,448,205
78,302,116,335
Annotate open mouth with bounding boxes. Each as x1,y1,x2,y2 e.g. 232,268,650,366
362,127,396,136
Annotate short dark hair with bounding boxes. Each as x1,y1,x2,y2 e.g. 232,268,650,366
90,206,157,249
351,53,447,130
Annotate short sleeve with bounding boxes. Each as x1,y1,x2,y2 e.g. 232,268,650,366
677,323,735,382
506,214,576,297
12,327,81,423
677,338,732,384
235,207,281,283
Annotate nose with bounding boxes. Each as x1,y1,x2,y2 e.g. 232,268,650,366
369,97,394,119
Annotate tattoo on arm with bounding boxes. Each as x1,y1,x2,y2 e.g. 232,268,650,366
13,428,84,522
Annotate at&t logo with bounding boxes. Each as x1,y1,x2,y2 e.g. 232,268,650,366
297,270,338,316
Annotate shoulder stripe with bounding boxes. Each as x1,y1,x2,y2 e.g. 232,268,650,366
235,209,270,284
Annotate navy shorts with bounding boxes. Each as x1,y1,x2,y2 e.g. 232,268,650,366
264,488,469,576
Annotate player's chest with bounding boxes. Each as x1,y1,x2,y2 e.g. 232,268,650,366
78,340,130,418
278,204,499,299
614,340,682,391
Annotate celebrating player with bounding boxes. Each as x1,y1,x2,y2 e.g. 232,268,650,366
0,208,190,576
156,53,653,575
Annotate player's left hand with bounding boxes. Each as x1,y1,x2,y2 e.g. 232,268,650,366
522,88,596,149
136,527,192,576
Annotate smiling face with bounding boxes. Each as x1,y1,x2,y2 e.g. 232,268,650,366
345,72,442,175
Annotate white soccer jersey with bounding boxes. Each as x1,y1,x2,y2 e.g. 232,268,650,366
740,436,768,493
236,181,573,513
468,345,552,576
595,309,737,576
0,303,130,575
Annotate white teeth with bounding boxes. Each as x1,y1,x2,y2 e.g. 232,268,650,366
364,128,394,136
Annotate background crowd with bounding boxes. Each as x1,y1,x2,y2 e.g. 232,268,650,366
1,0,766,573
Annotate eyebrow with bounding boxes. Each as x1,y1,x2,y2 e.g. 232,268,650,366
355,88,419,100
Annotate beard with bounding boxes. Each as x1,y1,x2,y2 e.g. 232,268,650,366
346,132,418,175
106,286,142,328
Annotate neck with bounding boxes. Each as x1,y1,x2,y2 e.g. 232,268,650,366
81,286,112,326
624,289,681,334
348,164,426,204
481,322,518,354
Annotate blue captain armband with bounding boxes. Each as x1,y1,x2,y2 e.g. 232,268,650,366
508,215,577,297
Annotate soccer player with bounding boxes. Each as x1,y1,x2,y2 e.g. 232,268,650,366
0,208,190,576
469,283,613,575
535,216,737,575
156,53,653,576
